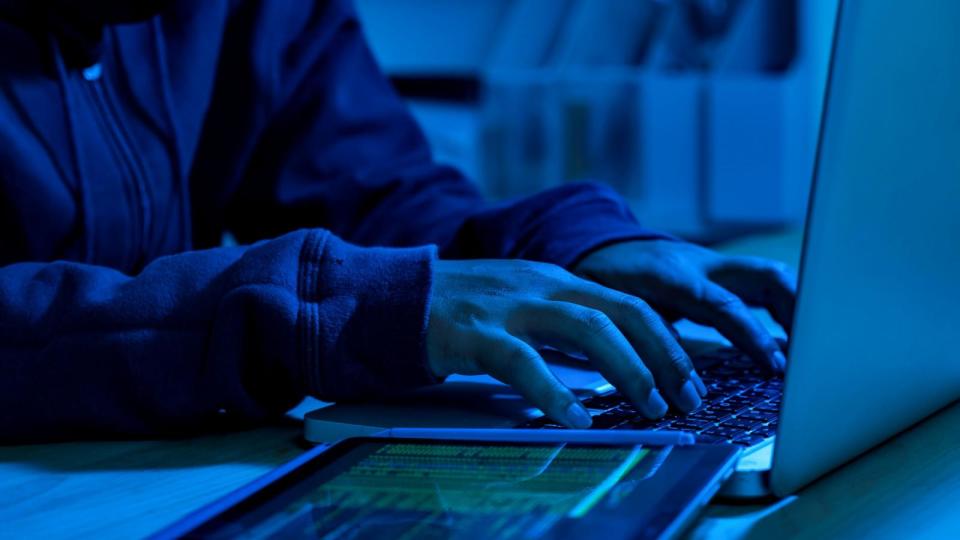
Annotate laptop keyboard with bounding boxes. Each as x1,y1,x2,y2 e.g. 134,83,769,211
517,347,783,447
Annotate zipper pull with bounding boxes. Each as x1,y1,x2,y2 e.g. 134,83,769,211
82,63,103,82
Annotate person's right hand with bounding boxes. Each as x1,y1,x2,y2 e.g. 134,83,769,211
426,260,707,429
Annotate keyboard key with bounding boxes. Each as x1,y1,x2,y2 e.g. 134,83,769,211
589,413,626,429
673,418,713,429
711,383,746,395
752,426,776,437
690,410,733,423
583,394,626,410
709,402,737,411
741,390,779,401
739,411,777,422
613,404,639,416
702,426,741,439
755,403,781,414
515,347,785,440
720,418,762,431
724,396,756,407
712,403,752,415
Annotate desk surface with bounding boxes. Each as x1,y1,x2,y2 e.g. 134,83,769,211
3,230,959,539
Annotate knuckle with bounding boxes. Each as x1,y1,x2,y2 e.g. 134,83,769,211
616,294,650,316
548,265,576,283
621,295,665,328
665,348,692,373
709,292,746,313
510,259,543,276
514,259,544,271
526,259,560,274
577,309,615,336
478,336,537,376
515,260,570,283
505,346,539,370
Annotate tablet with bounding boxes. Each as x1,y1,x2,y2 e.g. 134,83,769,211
153,434,739,540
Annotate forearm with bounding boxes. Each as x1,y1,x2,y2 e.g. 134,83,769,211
0,229,436,442
441,181,672,268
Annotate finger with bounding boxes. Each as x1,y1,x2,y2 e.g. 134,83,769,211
685,283,786,373
711,257,798,333
555,284,705,413
476,333,592,429
513,301,670,418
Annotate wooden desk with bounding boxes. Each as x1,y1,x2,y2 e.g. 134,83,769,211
2,230,958,539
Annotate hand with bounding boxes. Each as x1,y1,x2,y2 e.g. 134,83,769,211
573,240,796,372
426,260,708,429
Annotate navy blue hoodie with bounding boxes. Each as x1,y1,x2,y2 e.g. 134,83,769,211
0,0,661,441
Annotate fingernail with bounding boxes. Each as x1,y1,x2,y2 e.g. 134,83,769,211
676,380,702,413
645,389,669,418
690,370,707,397
773,351,787,372
565,402,593,429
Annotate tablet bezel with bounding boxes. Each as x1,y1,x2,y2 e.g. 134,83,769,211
151,436,739,540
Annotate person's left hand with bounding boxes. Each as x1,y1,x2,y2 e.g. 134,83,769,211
573,239,796,372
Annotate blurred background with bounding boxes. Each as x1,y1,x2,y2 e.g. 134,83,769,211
355,0,840,243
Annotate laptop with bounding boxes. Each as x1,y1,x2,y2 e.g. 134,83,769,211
305,0,960,498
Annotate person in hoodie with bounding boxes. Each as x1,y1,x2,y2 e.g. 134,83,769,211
0,0,796,441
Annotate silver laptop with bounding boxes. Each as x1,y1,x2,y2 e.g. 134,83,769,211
305,0,960,498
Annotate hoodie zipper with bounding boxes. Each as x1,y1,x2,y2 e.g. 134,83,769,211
81,62,152,269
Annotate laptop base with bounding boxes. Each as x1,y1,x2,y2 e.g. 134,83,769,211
717,441,775,500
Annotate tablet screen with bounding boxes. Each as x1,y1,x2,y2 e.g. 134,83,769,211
188,439,734,540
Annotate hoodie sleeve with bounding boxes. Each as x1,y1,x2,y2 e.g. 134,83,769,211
0,229,436,442
209,0,666,268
